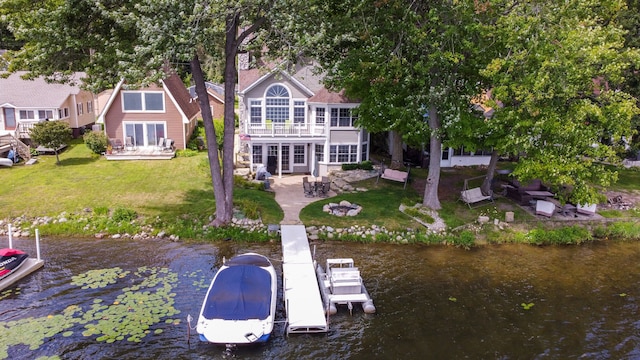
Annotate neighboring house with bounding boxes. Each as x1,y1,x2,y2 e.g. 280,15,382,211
97,72,200,157
237,60,369,177
188,82,225,120
0,71,96,139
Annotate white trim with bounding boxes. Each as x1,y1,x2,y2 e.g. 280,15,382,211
161,78,190,124
97,78,125,124
240,67,315,98
120,90,166,113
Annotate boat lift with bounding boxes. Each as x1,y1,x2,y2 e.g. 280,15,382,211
0,225,44,292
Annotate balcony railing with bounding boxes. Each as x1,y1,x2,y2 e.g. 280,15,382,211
16,120,40,138
243,122,326,137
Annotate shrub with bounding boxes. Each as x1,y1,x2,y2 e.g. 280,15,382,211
83,131,109,154
446,230,475,249
93,206,109,216
360,160,373,170
111,207,138,222
235,199,260,219
341,161,374,171
527,226,592,245
176,149,199,157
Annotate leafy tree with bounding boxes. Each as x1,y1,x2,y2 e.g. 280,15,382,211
2,0,309,226
481,0,640,205
29,121,72,165
309,0,494,209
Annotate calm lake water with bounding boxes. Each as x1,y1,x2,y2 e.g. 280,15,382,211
1,236,640,359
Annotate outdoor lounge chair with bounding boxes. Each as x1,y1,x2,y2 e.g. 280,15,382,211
163,138,174,151
156,137,165,151
125,136,135,151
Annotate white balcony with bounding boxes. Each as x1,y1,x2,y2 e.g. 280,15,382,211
243,121,325,137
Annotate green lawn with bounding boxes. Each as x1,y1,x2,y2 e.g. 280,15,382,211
0,139,281,224
1,139,639,243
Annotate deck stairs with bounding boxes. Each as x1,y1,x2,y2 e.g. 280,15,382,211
0,134,31,161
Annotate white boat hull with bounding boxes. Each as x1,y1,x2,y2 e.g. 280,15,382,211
197,253,277,345
0,158,13,167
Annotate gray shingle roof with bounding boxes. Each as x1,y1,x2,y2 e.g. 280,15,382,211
0,71,86,108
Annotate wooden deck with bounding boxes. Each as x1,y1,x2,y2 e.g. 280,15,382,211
104,148,176,160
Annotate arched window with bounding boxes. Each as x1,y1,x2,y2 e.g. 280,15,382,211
265,85,290,123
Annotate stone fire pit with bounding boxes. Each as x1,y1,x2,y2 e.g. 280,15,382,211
323,200,362,217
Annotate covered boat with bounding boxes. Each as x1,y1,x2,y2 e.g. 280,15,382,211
316,258,376,315
196,253,277,345
0,248,29,281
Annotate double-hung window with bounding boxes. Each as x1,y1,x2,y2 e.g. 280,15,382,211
293,101,305,124
19,110,34,120
293,145,305,164
329,145,358,163
250,100,262,125
38,110,53,120
330,108,357,127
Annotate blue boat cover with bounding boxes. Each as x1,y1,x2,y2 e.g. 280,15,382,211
203,265,272,320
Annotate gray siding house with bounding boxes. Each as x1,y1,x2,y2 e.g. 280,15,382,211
237,60,369,178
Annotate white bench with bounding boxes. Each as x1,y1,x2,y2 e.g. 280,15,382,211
377,167,410,189
460,187,493,208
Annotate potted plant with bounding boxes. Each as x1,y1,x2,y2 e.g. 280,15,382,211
106,144,113,155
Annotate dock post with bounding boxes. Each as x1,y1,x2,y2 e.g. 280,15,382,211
35,229,41,261
8,224,12,248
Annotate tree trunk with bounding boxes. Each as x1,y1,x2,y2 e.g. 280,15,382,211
191,54,229,226
389,130,403,169
422,105,442,210
220,12,240,225
481,150,500,196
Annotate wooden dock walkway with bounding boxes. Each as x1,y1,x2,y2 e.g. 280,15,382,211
280,225,328,334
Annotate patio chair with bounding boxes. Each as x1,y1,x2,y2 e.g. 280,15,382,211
156,137,165,151
163,138,174,151
319,178,331,197
302,177,314,197
110,138,124,152
125,136,135,151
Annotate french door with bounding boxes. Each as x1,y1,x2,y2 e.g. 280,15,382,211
124,122,166,148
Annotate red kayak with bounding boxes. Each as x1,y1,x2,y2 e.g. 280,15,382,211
0,248,30,281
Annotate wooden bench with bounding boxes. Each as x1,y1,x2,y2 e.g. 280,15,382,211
376,167,410,189
460,187,494,208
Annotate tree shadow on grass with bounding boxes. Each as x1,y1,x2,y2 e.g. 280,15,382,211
143,187,216,220
56,156,101,166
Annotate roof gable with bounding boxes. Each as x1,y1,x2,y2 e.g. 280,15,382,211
98,73,200,124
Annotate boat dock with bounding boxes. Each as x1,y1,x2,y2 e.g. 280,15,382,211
280,225,328,334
